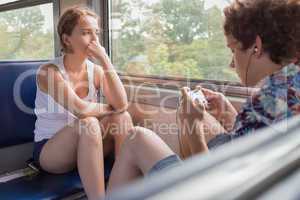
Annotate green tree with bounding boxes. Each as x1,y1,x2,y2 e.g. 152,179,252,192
152,0,206,45
111,0,238,82
0,5,54,60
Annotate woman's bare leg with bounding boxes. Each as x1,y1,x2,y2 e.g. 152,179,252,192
39,117,105,200
99,111,133,157
107,126,175,191
77,117,105,199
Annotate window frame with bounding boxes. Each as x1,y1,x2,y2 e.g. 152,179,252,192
0,0,60,59
120,74,255,98
93,0,110,57
100,0,253,97
0,0,252,102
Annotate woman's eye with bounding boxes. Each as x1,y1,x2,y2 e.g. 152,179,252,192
82,31,100,36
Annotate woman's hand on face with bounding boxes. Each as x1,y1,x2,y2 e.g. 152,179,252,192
86,41,111,67
199,86,238,131
178,87,206,123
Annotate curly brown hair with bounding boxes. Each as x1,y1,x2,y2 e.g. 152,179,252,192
57,6,99,53
223,0,300,65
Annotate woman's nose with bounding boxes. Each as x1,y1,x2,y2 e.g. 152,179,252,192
91,32,98,42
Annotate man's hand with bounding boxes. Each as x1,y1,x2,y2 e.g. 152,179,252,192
178,87,206,123
200,86,238,131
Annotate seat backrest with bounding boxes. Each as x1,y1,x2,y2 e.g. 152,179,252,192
0,61,45,148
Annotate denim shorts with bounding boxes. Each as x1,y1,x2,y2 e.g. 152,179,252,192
207,134,233,150
32,139,49,168
148,154,182,175
32,139,115,183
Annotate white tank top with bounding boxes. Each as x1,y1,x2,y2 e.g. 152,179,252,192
34,56,99,142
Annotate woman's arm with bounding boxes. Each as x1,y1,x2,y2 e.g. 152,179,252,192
87,41,128,111
95,63,128,112
37,64,114,119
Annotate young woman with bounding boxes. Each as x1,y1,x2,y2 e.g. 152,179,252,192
107,0,300,190
32,7,133,199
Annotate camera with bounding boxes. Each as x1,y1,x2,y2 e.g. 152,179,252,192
188,89,208,106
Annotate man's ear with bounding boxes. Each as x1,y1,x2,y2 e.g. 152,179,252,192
254,35,263,57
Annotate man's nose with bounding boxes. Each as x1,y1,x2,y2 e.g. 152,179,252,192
230,59,235,68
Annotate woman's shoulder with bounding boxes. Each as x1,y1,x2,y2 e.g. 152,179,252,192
36,60,65,91
37,63,61,77
38,56,65,74
38,57,62,72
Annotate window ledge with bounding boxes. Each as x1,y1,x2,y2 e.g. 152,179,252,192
120,74,256,98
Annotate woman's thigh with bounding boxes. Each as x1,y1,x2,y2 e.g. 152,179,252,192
126,126,176,174
39,119,84,174
39,112,131,174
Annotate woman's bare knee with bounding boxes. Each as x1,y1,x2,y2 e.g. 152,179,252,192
110,111,132,123
79,117,103,146
116,126,146,162
120,126,174,174
104,112,134,145
123,126,155,151
129,126,155,138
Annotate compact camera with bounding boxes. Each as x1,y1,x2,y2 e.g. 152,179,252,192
188,89,208,106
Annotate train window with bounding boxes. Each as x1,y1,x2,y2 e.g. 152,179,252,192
0,1,54,61
109,0,239,82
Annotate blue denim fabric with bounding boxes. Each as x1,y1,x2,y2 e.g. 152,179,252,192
148,154,182,175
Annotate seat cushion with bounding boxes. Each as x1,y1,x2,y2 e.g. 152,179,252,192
0,170,83,199
0,154,114,199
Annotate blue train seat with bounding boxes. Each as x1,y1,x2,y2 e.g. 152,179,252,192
0,61,113,199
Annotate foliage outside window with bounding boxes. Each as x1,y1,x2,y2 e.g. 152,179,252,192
0,3,54,61
110,0,238,82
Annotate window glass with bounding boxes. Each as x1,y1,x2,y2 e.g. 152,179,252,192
110,0,238,82
0,3,54,61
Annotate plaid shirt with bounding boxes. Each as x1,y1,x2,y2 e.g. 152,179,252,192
208,63,300,149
